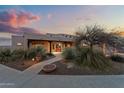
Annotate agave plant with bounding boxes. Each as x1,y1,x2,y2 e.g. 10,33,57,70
0,49,12,64
11,49,27,61
27,46,46,60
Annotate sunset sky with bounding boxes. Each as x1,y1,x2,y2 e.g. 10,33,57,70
0,5,124,35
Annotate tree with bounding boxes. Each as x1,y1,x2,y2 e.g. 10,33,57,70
75,25,105,49
74,25,112,70
75,25,124,55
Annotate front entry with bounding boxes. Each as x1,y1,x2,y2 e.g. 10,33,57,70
51,42,62,52
51,42,73,53
28,40,73,53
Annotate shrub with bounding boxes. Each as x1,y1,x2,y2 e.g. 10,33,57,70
11,49,27,61
27,46,46,60
75,47,110,71
62,47,77,61
46,53,55,57
0,49,12,63
110,55,124,62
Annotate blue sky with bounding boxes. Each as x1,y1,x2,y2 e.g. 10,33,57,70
0,5,124,34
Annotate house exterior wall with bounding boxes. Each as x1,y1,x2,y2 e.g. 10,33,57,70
12,36,25,50
28,40,50,52
12,33,75,52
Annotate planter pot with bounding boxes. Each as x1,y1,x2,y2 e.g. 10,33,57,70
42,64,57,73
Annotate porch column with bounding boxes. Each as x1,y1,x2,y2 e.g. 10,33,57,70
49,41,52,53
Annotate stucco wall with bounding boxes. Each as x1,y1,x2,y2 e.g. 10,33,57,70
12,36,25,50
28,40,50,52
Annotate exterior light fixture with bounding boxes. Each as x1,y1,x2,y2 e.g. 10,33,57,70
17,43,22,46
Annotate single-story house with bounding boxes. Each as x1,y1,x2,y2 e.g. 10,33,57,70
12,32,75,53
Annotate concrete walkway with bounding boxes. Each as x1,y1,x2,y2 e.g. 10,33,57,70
1,54,124,88
23,54,62,74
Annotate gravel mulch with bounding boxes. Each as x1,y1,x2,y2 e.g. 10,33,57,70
39,61,124,75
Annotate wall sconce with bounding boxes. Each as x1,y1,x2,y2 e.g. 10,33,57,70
17,43,22,46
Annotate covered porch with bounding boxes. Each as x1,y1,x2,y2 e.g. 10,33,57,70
27,39,73,53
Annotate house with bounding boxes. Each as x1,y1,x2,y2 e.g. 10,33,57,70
12,32,75,53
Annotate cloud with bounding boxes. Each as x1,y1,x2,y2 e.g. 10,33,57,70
75,8,99,22
76,15,93,22
0,9,41,34
47,13,53,20
0,9,40,27
0,23,18,33
0,23,40,34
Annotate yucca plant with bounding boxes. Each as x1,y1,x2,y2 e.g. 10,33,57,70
75,47,111,71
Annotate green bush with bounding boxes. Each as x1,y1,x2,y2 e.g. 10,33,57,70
110,55,124,62
27,46,46,60
62,47,77,60
0,49,12,63
11,49,27,61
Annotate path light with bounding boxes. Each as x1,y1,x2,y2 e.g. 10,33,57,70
32,58,35,61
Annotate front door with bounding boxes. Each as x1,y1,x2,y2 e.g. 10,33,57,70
51,42,62,52
56,43,61,52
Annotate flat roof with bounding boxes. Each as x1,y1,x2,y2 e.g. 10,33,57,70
23,32,76,42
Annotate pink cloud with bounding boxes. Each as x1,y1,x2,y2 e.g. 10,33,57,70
0,9,40,27
0,22,41,34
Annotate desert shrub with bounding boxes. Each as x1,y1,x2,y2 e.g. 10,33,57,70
110,55,124,62
75,47,110,71
46,53,55,57
62,47,77,61
0,49,12,63
27,46,46,60
11,49,27,61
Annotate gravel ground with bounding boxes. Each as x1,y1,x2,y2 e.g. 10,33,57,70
39,61,124,75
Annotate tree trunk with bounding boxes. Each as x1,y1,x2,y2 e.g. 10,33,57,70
113,47,117,55
102,43,106,55
90,44,93,50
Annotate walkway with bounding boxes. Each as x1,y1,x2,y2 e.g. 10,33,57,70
23,54,62,74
